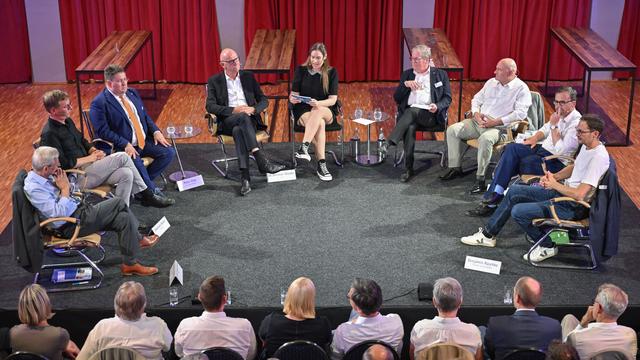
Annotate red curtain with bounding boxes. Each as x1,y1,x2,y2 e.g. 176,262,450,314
434,0,590,81
244,0,403,83
58,0,220,83
615,0,640,79
0,0,31,83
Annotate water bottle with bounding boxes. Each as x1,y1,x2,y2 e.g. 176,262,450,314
377,127,385,159
169,286,179,307
351,128,360,160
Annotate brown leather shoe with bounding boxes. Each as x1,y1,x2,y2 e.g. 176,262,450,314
139,234,159,249
121,263,159,276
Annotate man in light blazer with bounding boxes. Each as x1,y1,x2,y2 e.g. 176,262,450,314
90,64,175,206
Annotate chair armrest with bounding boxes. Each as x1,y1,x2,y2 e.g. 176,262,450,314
205,113,218,136
91,138,114,152
542,154,575,164
548,197,591,222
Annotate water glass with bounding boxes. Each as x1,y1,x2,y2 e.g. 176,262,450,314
373,108,382,122
280,287,286,305
169,286,179,307
354,108,363,120
166,123,176,137
184,123,193,136
503,285,513,305
226,289,232,305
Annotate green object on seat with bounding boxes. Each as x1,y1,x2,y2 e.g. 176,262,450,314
550,229,570,244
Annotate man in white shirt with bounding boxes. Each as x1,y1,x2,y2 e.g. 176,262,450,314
562,283,637,359
175,276,257,359
461,115,610,263
467,87,581,217
77,282,172,360
441,58,532,194
410,277,482,360
331,278,403,359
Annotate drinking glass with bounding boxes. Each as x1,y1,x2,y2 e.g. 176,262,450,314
280,287,286,305
354,108,363,120
373,108,382,122
169,286,179,307
166,123,176,138
184,122,193,136
503,285,513,305
226,289,232,305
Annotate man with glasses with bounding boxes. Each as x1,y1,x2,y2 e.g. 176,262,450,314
380,44,451,182
460,114,609,263
206,48,285,196
467,87,580,217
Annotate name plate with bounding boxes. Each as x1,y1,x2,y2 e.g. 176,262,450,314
464,255,502,275
151,216,171,237
267,169,297,183
177,174,204,191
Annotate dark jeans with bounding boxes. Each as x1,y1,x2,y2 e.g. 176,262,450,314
222,113,260,169
132,140,176,191
388,107,438,169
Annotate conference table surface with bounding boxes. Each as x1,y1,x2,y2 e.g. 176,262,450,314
244,29,296,99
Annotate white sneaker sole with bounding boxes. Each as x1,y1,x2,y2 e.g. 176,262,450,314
317,172,333,181
460,237,496,248
295,153,311,161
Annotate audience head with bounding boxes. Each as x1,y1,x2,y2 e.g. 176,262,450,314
198,276,227,312
104,64,128,96
545,340,580,360
495,58,517,84
594,283,628,321
32,146,60,176
432,277,463,314
18,284,52,326
219,48,241,78
283,276,316,319
514,276,543,309
363,344,394,360
114,281,147,321
42,90,71,120
303,42,331,94
554,87,577,116
577,114,604,145
348,278,383,316
410,44,431,73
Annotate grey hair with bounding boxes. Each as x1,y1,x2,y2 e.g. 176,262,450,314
32,146,59,171
104,64,125,81
412,44,431,59
433,277,463,312
557,86,577,102
596,283,628,319
363,344,394,360
114,281,146,321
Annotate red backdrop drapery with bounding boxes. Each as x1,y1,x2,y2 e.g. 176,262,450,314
244,0,403,83
58,0,221,83
615,0,640,79
0,0,31,83
434,0,591,81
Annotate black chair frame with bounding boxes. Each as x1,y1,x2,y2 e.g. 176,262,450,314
289,101,344,167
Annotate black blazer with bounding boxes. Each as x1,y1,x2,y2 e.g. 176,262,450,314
393,67,452,125
205,70,268,130
484,310,561,360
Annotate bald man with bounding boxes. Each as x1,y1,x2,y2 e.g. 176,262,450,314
206,48,284,196
441,58,532,195
483,277,561,359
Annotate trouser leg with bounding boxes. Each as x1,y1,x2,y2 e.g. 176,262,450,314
476,128,500,179
446,118,480,168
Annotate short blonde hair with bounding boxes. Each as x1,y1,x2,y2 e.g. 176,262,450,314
283,277,316,319
114,281,146,321
18,284,52,326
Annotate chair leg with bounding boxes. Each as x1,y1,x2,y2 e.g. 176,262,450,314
525,229,598,270
211,141,237,178
37,246,105,292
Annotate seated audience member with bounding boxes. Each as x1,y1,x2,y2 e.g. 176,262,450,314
0,327,10,358
9,284,79,360
410,277,482,360
562,283,637,359
206,48,285,196
174,276,257,359
441,58,532,194
258,277,332,359
24,147,160,276
40,89,172,208
89,64,175,204
468,86,581,217
545,340,580,360
484,277,561,359
77,281,172,360
460,115,610,263
380,44,452,182
331,278,403,359
363,344,395,360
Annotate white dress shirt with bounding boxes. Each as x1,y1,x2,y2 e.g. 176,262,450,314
331,313,404,359
108,89,146,146
538,109,581,159
408,69,432,110
225,73,248,107
174,311,257,359
566,322,637,359
471,77,532,125
410,316,482,358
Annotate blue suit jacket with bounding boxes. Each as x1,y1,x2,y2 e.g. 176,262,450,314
484,310,561,360
89,88,160,152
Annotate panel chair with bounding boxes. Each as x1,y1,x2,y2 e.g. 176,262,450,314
87,347,146,360
589,349,634,360
273,340,329,360
5,352,49,360
416,343,475,360
289,100,345,167
200,347,244,360
393,107,450,169
12,170,105,292
502,348,546,360
524,158,620,270
343,340,400,360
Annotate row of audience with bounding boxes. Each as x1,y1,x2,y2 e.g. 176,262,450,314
4,276,636,360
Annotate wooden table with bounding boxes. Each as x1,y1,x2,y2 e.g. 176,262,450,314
244,29,296,99
403,28,464,121
75,30,157,134
544,27,636,146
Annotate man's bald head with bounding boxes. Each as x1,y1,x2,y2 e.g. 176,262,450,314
363,344,394,360
495,58,517,84
514,276,542,308
219,48,240,78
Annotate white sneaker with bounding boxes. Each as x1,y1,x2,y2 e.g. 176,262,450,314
295,143,311,161
460,228,496,247
523,245,558,262
317,161,333,181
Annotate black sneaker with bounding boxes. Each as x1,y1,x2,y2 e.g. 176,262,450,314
295,143,311,161
317,161,333,181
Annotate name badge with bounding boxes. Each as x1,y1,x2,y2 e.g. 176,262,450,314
434,81,443,88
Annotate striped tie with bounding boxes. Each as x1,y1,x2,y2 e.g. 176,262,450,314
119,95,145,149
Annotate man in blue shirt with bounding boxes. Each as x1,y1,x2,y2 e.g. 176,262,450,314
24,146,160,276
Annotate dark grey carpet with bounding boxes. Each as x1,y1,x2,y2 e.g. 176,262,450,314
1,141,639,310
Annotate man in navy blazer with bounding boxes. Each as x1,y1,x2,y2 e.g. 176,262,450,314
484,277,561,359
380,44,451,182
90,64,175,206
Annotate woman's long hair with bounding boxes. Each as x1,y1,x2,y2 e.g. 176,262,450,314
303,42,331,94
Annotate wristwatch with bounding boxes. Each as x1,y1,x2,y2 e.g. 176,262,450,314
550,125,558,130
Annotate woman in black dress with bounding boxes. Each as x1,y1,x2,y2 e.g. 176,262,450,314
289,42,339,181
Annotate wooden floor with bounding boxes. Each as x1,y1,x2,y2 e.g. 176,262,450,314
0,79,638,230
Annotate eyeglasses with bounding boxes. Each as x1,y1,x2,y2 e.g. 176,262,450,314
58,103,72,110
553,100,574,105
576,129,594,135
410,57,427,62
221,57,239,65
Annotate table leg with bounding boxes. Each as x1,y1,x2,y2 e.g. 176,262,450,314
458,70,463,122
544,35,552,96
168,136,198,181
76,71,84,136
150,35,157,99
585,70,592,113
626,77,636,146
367,123,371,158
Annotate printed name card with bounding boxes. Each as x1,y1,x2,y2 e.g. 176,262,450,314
152,216,171,237
267,169,297,183
169,260,183,286
177,174,204,191
464,255,502,275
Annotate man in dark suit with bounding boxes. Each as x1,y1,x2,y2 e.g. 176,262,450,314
380,44,451,182
484,277,561,359
206,48,284,196
90,64,175,206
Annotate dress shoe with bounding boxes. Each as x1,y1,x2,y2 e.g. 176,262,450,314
481,193,504,206
120,263,159,276
400,169,414,182
255,151,286,174
439,168,464,181
138,222,149,233
469,181,486,195
466,204,497,217
240,179,251,196
141,193,175,208
139,234,159,249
